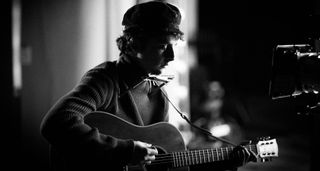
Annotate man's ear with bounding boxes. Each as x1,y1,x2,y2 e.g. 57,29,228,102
125,38,139,57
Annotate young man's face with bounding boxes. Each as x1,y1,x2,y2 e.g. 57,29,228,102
136,35,178,75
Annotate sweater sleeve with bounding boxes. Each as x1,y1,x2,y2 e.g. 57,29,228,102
40,64,134,169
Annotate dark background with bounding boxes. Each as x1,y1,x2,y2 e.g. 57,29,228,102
190,0,319,171
196,0,319,95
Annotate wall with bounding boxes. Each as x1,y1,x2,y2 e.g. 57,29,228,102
20,0,113,169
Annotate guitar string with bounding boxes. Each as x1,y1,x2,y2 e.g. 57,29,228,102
151,148,233,165
154,145,249,158
155,147,233,159
149,150,226,167
149,145,257,166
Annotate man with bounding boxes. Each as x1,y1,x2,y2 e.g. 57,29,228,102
40,1,255,170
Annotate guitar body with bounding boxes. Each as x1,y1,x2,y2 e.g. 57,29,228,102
84,111,189,171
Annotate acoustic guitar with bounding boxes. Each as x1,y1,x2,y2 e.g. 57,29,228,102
84,111,279,171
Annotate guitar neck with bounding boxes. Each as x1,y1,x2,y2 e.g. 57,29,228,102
153,144,257,168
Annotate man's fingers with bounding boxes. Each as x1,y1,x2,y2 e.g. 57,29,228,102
147,146,158,155
144,146,158,163
248,149,258,162
144,155,156,161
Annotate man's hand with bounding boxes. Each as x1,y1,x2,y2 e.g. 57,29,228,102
229,145,257,167
130,141,158,165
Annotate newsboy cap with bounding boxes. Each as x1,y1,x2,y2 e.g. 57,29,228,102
122,1,183,35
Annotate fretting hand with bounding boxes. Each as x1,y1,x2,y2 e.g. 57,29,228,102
229,145,258,167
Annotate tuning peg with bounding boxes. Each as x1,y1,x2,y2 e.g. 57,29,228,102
260,136,271,141
264,136,270,140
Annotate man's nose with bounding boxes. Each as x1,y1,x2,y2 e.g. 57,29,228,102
164,45,174,61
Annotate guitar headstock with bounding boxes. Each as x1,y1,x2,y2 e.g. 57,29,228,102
255,137,279,162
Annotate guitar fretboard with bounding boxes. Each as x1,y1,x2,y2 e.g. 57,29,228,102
152,144,257,168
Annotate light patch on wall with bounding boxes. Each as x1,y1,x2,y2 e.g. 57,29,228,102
78,0,107,78
12,0,22,97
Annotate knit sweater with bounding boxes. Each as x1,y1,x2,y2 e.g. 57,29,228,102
40,55,169,170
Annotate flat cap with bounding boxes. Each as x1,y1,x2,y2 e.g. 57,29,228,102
122,1,183,35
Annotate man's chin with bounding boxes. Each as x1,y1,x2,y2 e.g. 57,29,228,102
150,70,162,75
150,64,169,75
150,69,162,75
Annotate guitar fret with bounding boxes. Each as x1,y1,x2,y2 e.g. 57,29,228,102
181,152,184,166
182,152,186,167
184,152,188,166
188,153,192,165
178,152,181,167
203,150,206,163
184,152,187,166
195,151,198,164
187,152,190,166
211,149,215,161
182,152,185,167
226,147,229,159
177,152,180,167
185,151,187,166
204,150,207,163
191,150,194,165
216,149,219,161
178,152,180,167
202,150,205,163
221,148,224,160
176,152,178,167
179,152,183,167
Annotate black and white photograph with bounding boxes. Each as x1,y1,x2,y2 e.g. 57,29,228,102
2,0,320,170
